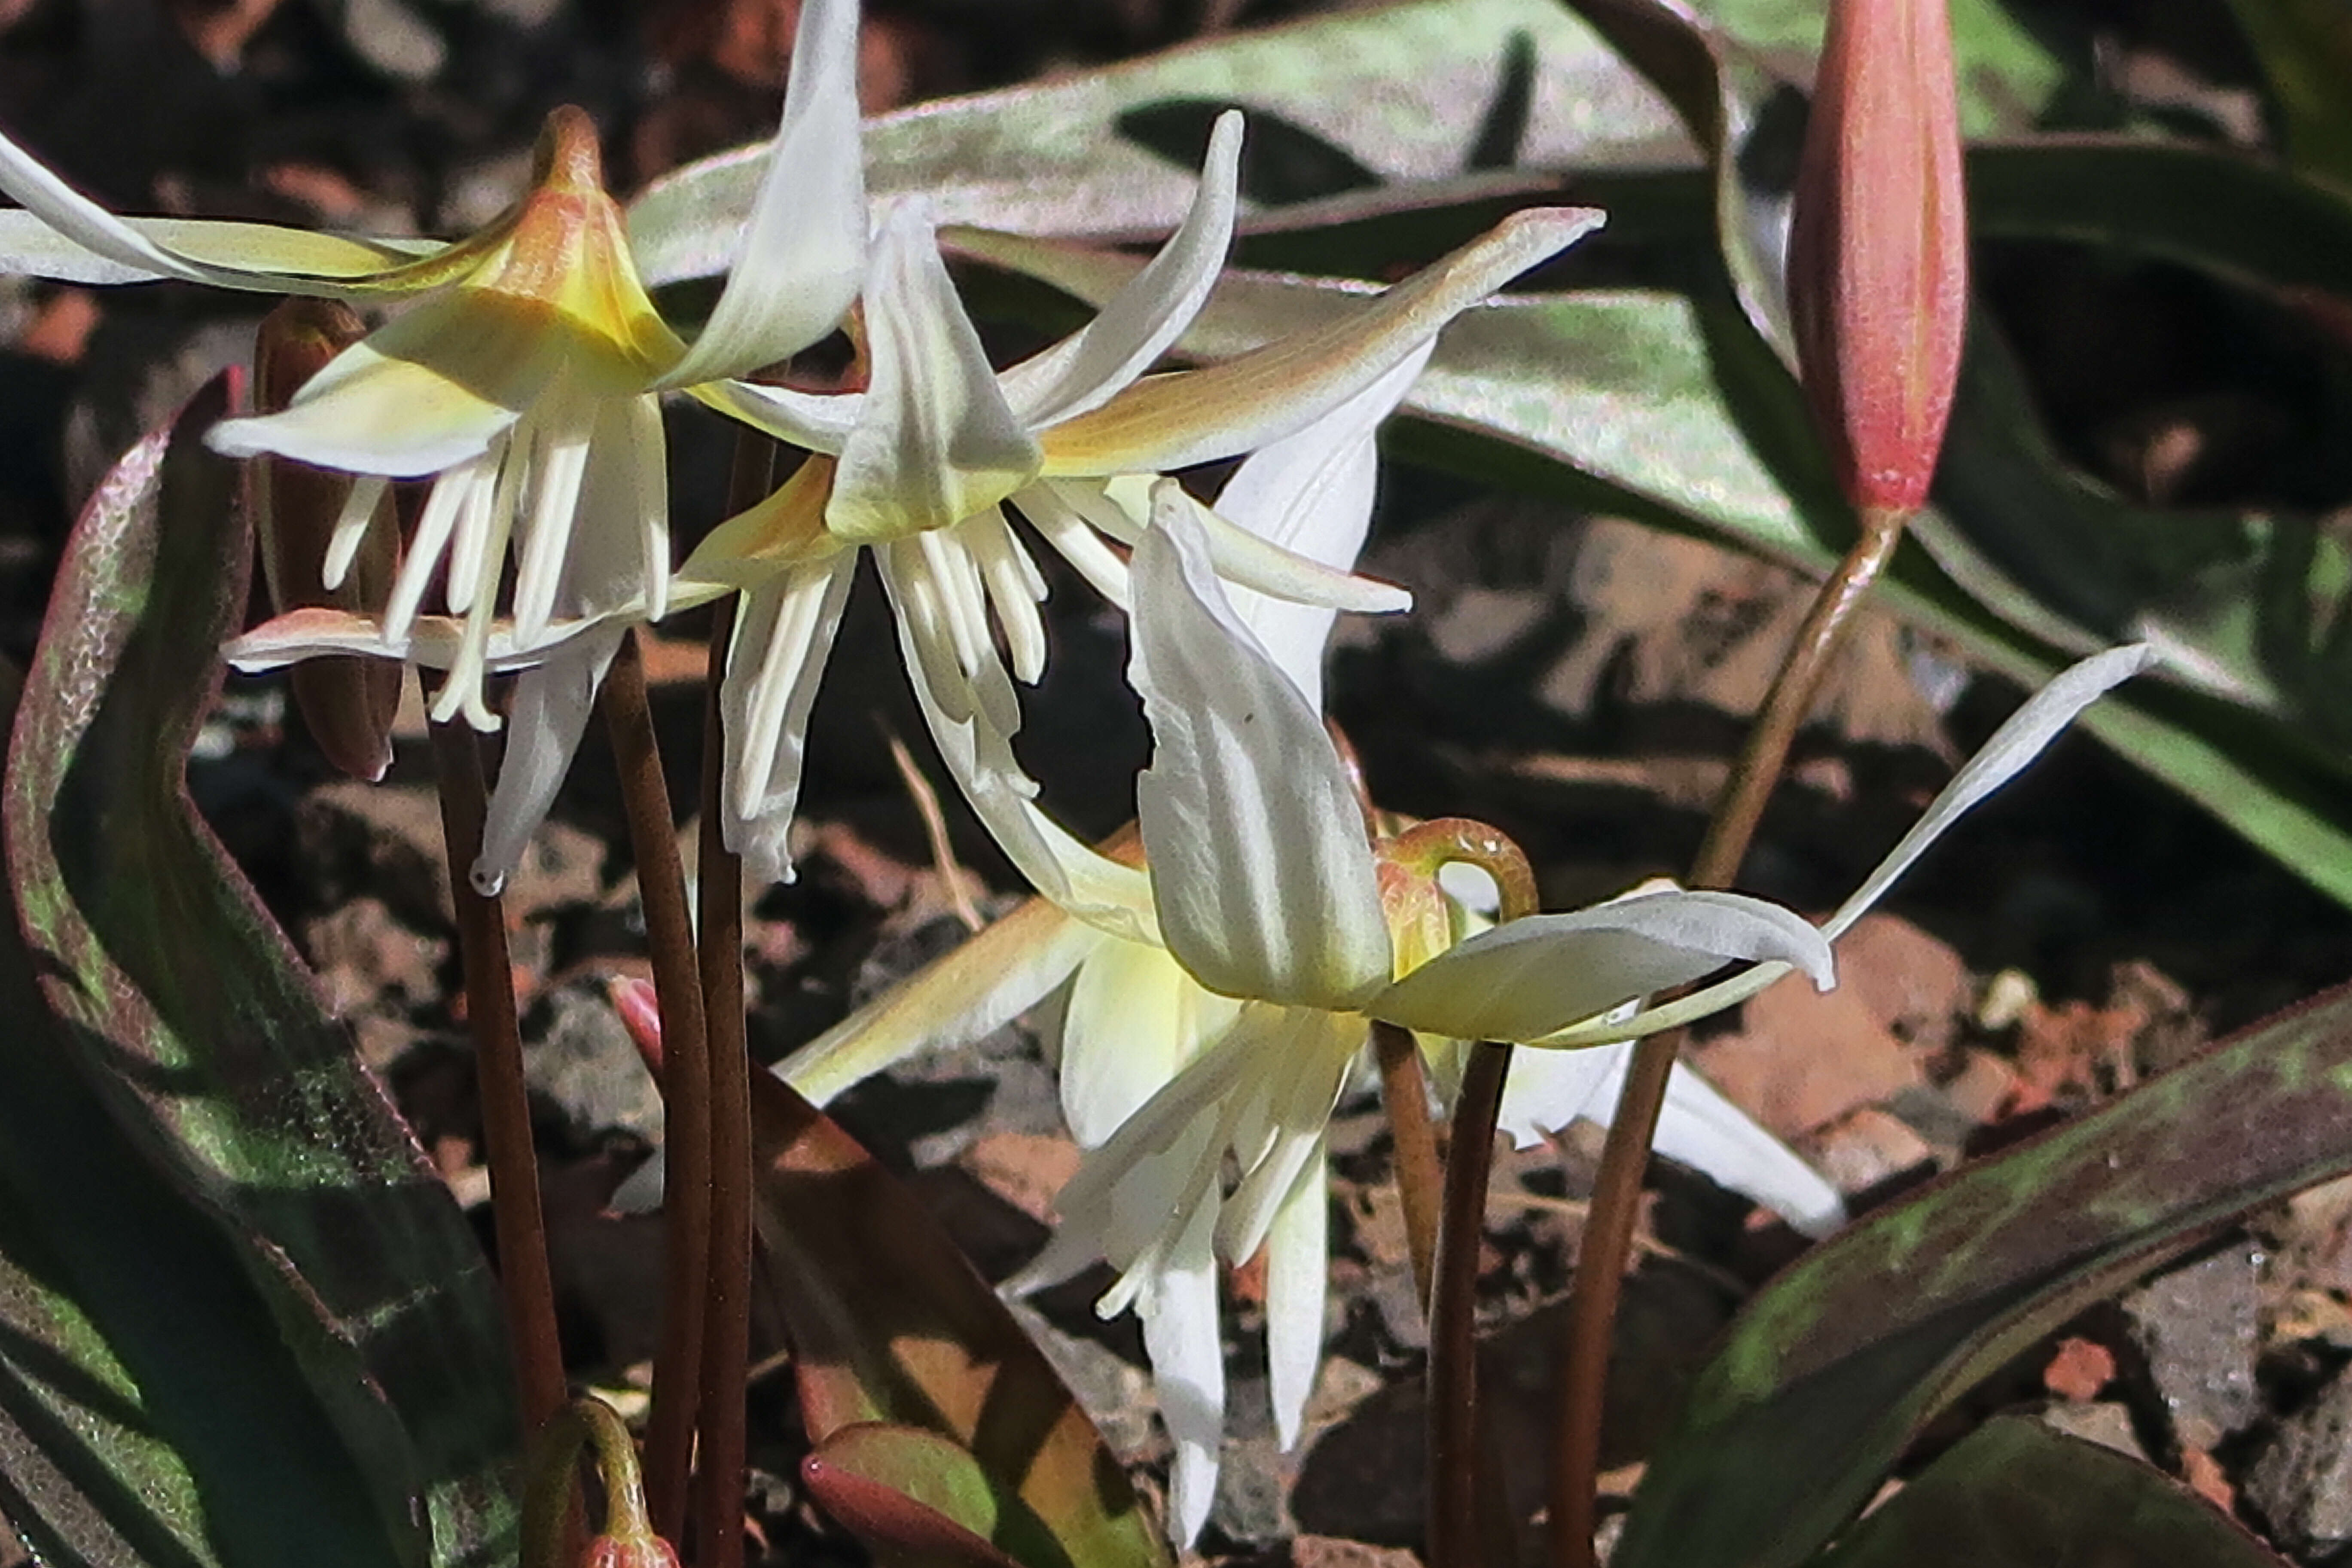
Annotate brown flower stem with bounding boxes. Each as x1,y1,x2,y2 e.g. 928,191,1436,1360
690,433,771,1568
600,629,711,1544
1373,1020,1444,1312
1427,1039,1513,1568
429,720,568,1439
1549,503,1910,1568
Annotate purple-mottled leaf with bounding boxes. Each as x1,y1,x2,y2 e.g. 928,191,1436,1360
1817,1416,2288,1568
0,374,516,1565
1614,985,2352,1568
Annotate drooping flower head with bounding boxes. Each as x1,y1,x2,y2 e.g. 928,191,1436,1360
0,0,867,890
671,113,1604,896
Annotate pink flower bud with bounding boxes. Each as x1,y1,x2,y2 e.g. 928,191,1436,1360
581,1533,682,1568
1786,0,1968,516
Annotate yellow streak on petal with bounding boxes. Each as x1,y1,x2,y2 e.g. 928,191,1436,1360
677,455,846,589
1036,207,1600,476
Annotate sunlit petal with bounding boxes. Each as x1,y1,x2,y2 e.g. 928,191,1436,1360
1824,643,2157,937
781,892,1107,1106
720,555,857,886
827,201,1042,542
1264,1140,1330,1451
679,456,845,590
658,0,865,384
474,624,627,896
990,110,1244,429
1063,937,1227,1147
1132,488,1390,1009
1141,1205,1224,1552
1216,342,1432,706
1038,206,1602,474
693,378,863,455
1085,475,1409,615
1370,890,1836,1043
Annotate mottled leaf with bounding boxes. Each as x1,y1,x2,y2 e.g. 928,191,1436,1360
802,1424,1023,1568
1817,1416,2288,1568
1612,985,2352,1568
0,375,516,1565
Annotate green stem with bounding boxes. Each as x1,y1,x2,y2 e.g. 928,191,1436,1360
599,630,711,1544
429,720,567,1439
1549,503,1910,1568
522,1397,664,1568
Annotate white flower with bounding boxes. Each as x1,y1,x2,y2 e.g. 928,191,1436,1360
671,110,1604,895
0,0,867,892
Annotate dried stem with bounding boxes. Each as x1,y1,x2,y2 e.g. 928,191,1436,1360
690,434,772,1568
1427,1040,1513,1568
1373,1019,1443,1311
600,630,711,1543
429,720,567,1440
1549,504,1910,1568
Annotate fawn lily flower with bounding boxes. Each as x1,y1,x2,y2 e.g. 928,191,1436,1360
673,110,1602,897
0,0,868,891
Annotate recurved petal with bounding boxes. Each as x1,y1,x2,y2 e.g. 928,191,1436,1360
207,290,576,475
1370,890,1835,1043
1214,341,1432,707
827,201,1042,542
0,129,458,294
473,624,626,896
781,891,1107,1106
694,378,863,455
1062,474,1409,616
1264,1143,1330,1452
1824,643,2157,938
223,603,626,671
720,555,857,886
991,111,1244,430
656,0,865,385
1062,937,1232,1148
1141,1205,1226,1553
1132,488,1391,1010
1037,205,1602,476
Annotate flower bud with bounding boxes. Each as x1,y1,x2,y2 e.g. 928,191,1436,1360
1785,0,1968,517
252,298,405,781
582,1532,683,1568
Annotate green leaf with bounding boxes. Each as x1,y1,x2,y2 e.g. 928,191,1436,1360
627,0,1686,284
1816,1416,2288,1568
2221,0,2352,192
1610,985,2352,1568
744,1072,1168,1568
0,375,517,1566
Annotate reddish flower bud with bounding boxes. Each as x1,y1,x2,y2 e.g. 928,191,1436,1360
251,298,405,781
582,1532,683,1568
1786,0,1968,517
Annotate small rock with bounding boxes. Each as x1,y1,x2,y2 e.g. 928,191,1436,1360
524,982,666,1147
1833,914,1970,1053
2248,1364,2352,1553
1689,975,1924,1140
2039,1400,2145,1461
2120,1240,2262,1450
1291,1537,1419,1568
1804,1107,1934,1196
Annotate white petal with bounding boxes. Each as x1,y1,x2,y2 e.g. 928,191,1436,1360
720,557,857,887
695,378,863,454
1264,1140,1330,1451
1062,939,1216,1147
1653,1062,1845,1238
1140,1204,1226,1553
208,292,563,476
1370,891,1836,1043
1015,482,1134,611
1077,474,1409,616
1039,206,1603,474
781,893,1106,1106
993,111,1243,430
1215,342,1432,707
1132,487,1390,1009
0,133,437,292
827,201,1041,542
1215,1015,1354,1265
473,624,626,895
1825,644,2157,938
657,0,865,384
875,544,1160,942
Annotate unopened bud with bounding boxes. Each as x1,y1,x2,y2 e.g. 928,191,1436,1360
1786,0,1968,517
582,1533,681,1568
252,299,405,781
